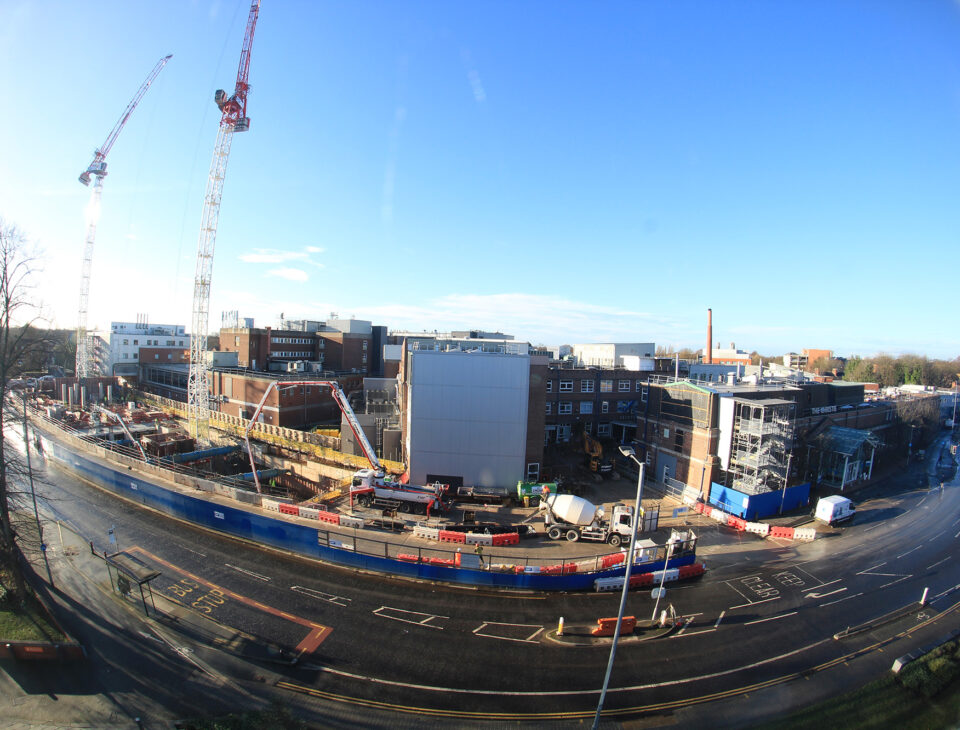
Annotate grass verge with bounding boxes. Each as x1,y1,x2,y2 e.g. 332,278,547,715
0,566,66,642
761,639,960,729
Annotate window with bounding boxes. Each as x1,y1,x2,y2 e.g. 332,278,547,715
581,380,594,393
235,336,240,346
123,339,128,345
619,379,631,392
559,380,573,393
641,385,648,403
167,340,175,346
579,401,593,414
557,424,572,442
122,353,128,359
636,381,644,392
362,354,367,363
362,340,368,350
167,354,172,360
597,423,611,437
154,354,159,360
133,339,138,345
601,401,609,414
675,430,683,450
545,402,552,414
545,380,553,393
663,428,670,438
584,422,593,434
600,379,613,393
132,352,138,359
558,401,573,415
526,463,540,480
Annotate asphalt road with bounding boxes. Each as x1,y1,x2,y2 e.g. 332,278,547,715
16,429,960,726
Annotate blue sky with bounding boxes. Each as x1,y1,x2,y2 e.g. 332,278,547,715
2,1,959,358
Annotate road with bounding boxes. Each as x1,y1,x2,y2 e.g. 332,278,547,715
14,428,960,726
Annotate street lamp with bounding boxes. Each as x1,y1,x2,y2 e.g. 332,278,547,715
592,445,645,730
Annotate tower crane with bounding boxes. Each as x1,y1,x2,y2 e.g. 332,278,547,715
188,0,261,441
75,54,172,379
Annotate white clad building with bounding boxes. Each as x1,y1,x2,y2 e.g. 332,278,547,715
404,350,530,488
571,343,655,368
107,320,188,376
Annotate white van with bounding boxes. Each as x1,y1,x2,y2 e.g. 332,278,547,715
815,495,855,526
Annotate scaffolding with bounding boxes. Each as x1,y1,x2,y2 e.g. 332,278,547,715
728,398,795,494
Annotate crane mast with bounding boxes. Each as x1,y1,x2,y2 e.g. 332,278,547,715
75,54,172,379
188,0,261,441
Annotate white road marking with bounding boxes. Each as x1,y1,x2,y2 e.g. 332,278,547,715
801,578,841,592
931,584,960,602
225,563,271,581
857,562,886,575
955,531,960,539
859,572,901,577
819,592,863,607
878,575,912,589
714,610,726,628
290,585,351,607
473,622,544,643
374,606,448,629
744,611,797,626
670,628,716,638
805,587,846,600
179,544,207,558
729,596,781,610
896,546,922,559
676,619,693,636
928,531,945,542
862,524,882,533
926,557,950,570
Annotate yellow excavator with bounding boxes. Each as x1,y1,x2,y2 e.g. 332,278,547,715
582,432,613,478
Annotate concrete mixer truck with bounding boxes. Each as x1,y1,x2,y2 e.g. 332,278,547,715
539,493,637,546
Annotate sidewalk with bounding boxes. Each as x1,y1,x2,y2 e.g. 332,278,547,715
1,522,262,729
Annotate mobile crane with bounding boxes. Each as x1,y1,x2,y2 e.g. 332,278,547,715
240,379,452,515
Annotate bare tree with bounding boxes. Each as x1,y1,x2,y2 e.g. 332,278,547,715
0,219,46,602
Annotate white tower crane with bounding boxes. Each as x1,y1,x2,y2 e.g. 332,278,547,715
188,0,261,441
75,54,172,379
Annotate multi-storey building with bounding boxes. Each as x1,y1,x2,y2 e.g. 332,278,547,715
106,319,189,378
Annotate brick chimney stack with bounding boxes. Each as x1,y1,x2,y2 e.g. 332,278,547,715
706,308,713,364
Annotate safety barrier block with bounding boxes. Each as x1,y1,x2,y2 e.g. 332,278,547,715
745,521,770,537
261,498,280,512
694,501,706,514
490,563,515,572
317,510,341,526
793,527,817,541
438,530,467,544
711,510,729,525
769,525,795,540
727,516,747,531
338,515,364,529
678,563,706,580
501,532,520,546
653,568,680,583
600,553,625,569
278,503,299,516
397,553,419,562
540,565,562,575
464,533,494,546
298,506,320,520
564,563,579,574
594,577,623,592
592,616,636,637
414,524,440,540
629,572,654,588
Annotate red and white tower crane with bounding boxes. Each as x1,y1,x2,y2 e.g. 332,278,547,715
75,54,172,378
188,0,261,441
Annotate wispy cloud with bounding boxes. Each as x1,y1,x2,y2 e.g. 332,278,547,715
239,246,324,268
356,292,683,345
461,49,487,103
267,268,308,282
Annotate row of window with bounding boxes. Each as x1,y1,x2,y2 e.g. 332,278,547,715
546,400,637,415
272,337,312,345
545,422,612,444
547,379,645,394
121,338,185,347
273,351,312,358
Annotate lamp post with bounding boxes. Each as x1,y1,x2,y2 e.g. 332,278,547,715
21,392,53,585
592,446,645,730
651,540,674,623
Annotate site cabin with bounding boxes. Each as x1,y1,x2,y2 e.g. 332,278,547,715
815,495,855,526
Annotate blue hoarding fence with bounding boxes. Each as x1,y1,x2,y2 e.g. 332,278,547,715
708,482,811,521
